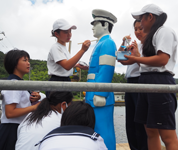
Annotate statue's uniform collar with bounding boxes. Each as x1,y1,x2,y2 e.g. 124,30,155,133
98,34,110,42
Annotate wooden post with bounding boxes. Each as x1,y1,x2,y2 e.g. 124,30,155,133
68,41,72,53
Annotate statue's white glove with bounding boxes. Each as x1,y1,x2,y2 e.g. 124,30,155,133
93,95,106,106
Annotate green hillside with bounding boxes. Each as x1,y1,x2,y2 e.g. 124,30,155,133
0,51,8,79
175,79,178,84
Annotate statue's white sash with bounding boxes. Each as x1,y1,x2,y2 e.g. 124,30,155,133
99,55,116,66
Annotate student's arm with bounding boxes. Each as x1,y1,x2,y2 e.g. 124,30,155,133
125,51,169,66
119,60,135,65
5,103,39,119
57,40,91,70
75,64,88,70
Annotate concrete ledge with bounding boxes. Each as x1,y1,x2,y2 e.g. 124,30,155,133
115,101,125,106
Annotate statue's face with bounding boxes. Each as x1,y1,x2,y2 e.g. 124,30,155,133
92,21,105,38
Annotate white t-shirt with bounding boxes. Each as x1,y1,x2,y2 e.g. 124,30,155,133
47,42,73,77
39,135,107,150
16,111,62,150
140,26,178,75
1,89,31,124
125,43,142,78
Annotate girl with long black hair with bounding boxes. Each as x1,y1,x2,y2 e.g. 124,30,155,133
124,4,178,150
16,91,73,150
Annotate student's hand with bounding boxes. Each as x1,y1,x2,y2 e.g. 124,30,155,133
75,64,89,70
130,40,140,57
117,55,137,65
127,45,134,51
32,102,41,111
81,40,91,52
30,92,41,103
118,59,134,65
123,55,137,64
118,35,132,51
122,35,131,42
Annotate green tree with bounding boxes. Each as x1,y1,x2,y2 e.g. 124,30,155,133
0,51,8,79
112,72,127,83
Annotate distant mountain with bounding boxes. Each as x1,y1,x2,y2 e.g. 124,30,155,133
0,51,8,79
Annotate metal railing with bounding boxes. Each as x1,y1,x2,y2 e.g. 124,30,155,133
0,80,178,93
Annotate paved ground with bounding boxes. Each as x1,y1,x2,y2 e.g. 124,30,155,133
116,143,166,150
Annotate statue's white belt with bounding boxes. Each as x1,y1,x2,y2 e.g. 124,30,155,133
87,74,95,80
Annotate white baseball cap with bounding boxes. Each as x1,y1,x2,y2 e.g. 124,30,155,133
131,4,164,20
53,19,77,31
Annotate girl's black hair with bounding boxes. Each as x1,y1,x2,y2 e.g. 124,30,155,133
4,49,30,74
25,91,73,125
61,101,95,129
142,13,167,57
133,19,141,27
51,29,61,37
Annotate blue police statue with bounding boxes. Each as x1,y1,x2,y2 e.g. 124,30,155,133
85,9,117,150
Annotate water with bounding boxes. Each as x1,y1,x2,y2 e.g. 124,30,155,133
114,106,178,144
114,106,127,143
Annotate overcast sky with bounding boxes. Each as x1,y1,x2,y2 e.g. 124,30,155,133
0,0,178,77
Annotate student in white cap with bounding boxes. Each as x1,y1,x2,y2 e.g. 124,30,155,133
85,9,117,150
123,4,178,150
46,19,91,97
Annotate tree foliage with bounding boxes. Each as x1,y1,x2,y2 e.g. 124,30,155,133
23,60,50,81
0,51,8,79
0,50,127,99
72,69,126,99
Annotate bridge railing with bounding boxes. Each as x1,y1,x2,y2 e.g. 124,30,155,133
0,80,177,93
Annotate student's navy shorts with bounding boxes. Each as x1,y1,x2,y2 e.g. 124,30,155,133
0,123,19,150
135,72,177,129
46,75,71,98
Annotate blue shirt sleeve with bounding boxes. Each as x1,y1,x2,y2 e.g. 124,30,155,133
94,39,116,97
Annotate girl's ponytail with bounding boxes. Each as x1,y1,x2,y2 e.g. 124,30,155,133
25,91,73,126
25,97,52,126
142,13,167,57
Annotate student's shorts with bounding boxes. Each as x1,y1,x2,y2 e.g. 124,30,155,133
135,72,177,129
46,75,71,98
0,123,19,150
